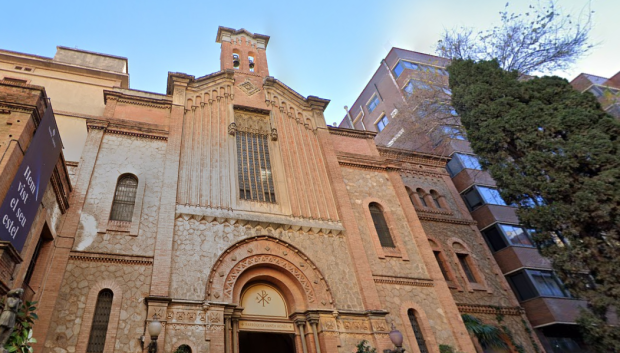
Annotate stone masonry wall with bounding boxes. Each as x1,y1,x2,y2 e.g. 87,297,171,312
44,259,152,353
341,167,428,278
73,133,166,256
169,218,364,311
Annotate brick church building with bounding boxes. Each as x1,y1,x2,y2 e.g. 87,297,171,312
0,27,542,353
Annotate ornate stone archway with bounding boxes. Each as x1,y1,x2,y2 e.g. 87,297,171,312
206,236,337,353
206,235,335,310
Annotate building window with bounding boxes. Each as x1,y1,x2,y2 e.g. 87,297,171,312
507,270,569,301
237,132,276,203
462,186,507,211
369,203,395,248
433,251,451,281
367,94,380,113
403,80,431,95
407,309,429,353
110,175,138,222
446,153,482,177
416,188,428,207
175,345,192,353
393,60,421,78
482,224,535,252
376,115,389,131
86,289,114,353
430,190,442,209
457,254,477,283
441,126,466,140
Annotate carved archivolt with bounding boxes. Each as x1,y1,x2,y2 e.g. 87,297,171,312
224,254,316,303
206,236,334,309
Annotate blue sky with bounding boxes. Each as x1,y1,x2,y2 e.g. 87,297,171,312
1,0,618,124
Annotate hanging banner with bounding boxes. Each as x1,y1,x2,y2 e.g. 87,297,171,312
0,107,62,252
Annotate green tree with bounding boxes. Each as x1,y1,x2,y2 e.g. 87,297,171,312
448,58,620,351
461,314,508,350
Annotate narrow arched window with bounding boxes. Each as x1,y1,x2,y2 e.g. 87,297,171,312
416,188,428,207
110,174,138,221
369,203,395,248
430,190,442,209
86,289,113,353
408,309,429,353
174,345,192,353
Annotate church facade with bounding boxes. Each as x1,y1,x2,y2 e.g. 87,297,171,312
0,27,541,353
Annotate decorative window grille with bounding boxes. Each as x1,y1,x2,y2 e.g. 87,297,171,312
407,309,429,353
86,289,113,353
110,175,138,221
236,132,276,203
369,203,395,248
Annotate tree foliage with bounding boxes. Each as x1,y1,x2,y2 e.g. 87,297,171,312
436,1,593,76
354,340,377,353
4,301,38,353
461,314,508,350
448,58,620,351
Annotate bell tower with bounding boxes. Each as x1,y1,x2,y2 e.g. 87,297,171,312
216,26,270,76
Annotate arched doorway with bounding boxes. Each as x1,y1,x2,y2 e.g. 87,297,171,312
238,283,296,353
206,236,336,353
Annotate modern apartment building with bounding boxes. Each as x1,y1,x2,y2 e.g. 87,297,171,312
338,48,609,353
570,72,620,117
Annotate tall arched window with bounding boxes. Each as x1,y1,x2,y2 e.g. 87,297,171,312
416,188,428,207
369,203,395,248
430,190,442,209
110,174,138,221
407,309,429,353
86,289,114,353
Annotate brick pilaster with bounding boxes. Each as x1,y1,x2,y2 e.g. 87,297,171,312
315,128,382,310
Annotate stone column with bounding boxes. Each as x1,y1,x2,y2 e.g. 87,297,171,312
224,316,231,353
294,318,309,353
308,316,321,353
232,308,242,353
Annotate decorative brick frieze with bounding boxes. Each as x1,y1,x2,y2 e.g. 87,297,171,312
68,252,153,266
416,213,477,225
457,303,524,316
372,275,434,287
328,127,377,139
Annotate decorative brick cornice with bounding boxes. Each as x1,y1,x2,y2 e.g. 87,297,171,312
373,275,434,287
328,126,377,139
457,303,524,316
69,252,153,266
175,205,344,236
336,152,399,172
417,213,477,225
104,90,172,110
0,103,34,115
400,167,448,178
378,146,448,167
105,128,168,141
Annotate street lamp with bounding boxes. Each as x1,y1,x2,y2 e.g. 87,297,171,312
147,314,162,353
383,323,405,353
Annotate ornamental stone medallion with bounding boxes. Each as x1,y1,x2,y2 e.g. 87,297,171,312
238,78,261,96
